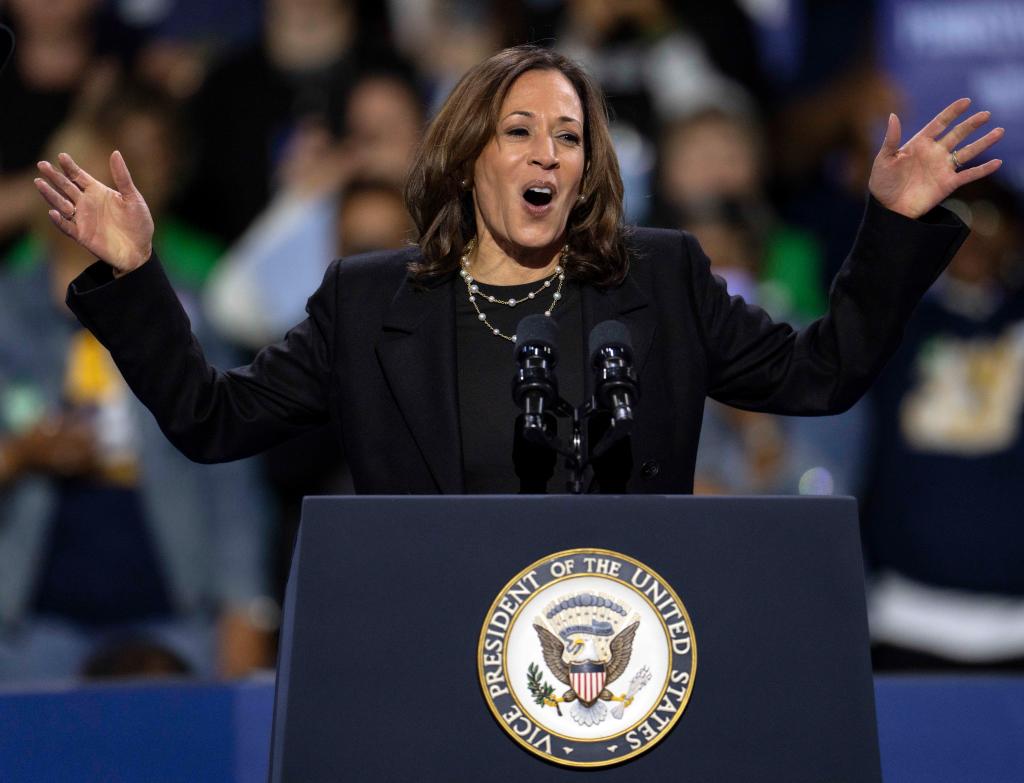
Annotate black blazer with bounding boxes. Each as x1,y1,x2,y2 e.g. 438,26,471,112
67,198,967,494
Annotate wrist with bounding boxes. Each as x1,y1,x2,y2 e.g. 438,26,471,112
113,244,153,278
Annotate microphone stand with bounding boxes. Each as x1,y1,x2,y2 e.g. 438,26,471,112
519,396,632,494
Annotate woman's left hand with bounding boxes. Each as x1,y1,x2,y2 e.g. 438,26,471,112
868,98,1004,219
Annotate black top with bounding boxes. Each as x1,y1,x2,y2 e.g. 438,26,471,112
455,276,583,493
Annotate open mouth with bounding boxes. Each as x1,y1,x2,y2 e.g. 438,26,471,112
523,186,554,207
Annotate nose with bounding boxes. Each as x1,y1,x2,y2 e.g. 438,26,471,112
530,135,559,170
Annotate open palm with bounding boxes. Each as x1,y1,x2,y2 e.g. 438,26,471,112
869,98,1004,219
34,151,154,274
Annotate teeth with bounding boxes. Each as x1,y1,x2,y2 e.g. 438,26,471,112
528,187,552,195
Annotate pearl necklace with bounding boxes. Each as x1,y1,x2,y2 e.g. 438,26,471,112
459,238,567,342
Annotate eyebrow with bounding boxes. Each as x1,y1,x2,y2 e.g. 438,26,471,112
503,110,582,126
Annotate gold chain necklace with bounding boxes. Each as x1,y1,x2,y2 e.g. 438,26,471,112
459,238,567,342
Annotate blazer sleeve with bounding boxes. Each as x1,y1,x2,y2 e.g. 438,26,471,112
690,196,969,415
66,254,336,463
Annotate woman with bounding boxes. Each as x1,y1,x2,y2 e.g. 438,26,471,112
33,46,1003,493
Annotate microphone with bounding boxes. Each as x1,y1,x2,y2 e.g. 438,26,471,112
589,320,639,426
512,314,559,433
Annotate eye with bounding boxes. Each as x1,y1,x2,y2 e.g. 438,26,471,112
505,127,529,137
558,132,581,145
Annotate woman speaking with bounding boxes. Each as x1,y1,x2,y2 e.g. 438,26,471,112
34,46,1003,494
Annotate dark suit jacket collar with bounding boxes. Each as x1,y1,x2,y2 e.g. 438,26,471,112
376,264,653,493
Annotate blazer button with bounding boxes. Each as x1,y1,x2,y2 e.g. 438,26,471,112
640,459,660,479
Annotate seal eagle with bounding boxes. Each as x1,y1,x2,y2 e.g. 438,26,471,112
533,620,639,712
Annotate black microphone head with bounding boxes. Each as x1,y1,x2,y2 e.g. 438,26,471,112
588,320,633,365
514,314,559,357
0,26,13,76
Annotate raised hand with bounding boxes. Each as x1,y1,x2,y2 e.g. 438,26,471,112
868,98,1004,220
34,151,155,275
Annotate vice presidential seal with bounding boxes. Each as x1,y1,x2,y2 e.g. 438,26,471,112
478,549,696,768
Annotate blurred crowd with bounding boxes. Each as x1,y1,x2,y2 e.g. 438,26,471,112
0,0,1021,684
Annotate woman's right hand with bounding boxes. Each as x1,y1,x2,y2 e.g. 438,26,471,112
34,150,155,275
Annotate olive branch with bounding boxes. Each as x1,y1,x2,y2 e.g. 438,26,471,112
527,662,562,716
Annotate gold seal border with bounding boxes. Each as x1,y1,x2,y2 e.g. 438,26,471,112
477,547,698,769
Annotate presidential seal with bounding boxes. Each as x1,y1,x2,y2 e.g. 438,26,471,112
478,549,696,768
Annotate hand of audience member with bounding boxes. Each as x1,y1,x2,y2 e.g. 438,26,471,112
277,123,355,199
34,151,155,275
218,608,273,679
868,98,1004,219
0,415,100,481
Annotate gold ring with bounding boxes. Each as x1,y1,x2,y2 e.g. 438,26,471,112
66,207,76,222
951,149,962,170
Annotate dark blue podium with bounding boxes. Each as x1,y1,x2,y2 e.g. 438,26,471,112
269,496,880,782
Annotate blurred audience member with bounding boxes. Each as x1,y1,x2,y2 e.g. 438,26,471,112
0,0,137,250
7,80,223,289
0,121,274,683
659,109,825,321
335,178,414,256
127,0,262,99
205,71,422,349
864,179,1024,670
390,0,514,114
558,0,751,131
176,0,400,243
554,1,752,223
776,61,904,285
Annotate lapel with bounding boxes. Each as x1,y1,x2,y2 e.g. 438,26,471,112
375,274,465,493
581,273,655,397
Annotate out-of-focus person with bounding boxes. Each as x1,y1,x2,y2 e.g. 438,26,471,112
0,0,137,252
0,120,273,683
775,60,905,286
204,70,422,349
335,178,415,256
658,108,825,321
175,0,401,244
389,0,515,114
7,80,223,290
554,0,756,223
864,178,1024,671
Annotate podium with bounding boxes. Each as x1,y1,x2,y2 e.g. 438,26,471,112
269,496,881,782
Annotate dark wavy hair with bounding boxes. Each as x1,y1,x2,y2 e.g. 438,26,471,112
405,45,629,287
